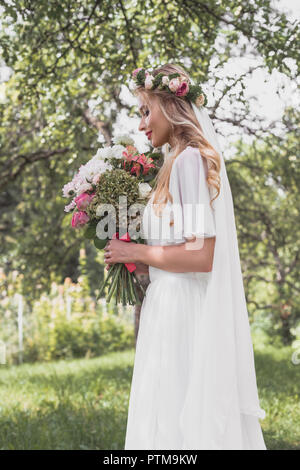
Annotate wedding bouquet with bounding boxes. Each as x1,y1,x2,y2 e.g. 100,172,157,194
62,134,161,306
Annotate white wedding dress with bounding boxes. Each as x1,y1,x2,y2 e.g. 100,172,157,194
124,146,266,450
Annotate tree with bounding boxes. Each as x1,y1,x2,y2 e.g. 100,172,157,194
228,106,300,344
0,0,298,310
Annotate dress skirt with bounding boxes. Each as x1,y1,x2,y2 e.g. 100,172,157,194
124,266,266,450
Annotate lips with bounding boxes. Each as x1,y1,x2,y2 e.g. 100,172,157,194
146,131,152,140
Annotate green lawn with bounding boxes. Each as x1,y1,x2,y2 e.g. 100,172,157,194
0,338,299,450
253,332,300,450
0,351,134,450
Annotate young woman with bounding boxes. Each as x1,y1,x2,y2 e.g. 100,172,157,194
104,63,267,450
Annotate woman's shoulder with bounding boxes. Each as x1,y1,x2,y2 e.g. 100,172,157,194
173,145,201,170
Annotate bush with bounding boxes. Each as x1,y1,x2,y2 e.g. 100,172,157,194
0,273,135,365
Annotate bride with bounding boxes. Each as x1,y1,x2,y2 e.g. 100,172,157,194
103,63,267,450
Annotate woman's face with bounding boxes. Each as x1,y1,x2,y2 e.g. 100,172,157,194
138,95,174,148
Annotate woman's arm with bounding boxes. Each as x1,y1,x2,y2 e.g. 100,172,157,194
135,236,215,273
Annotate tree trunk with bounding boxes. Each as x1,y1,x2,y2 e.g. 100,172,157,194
134,272,150,346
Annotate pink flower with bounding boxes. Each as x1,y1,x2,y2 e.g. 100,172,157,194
136,154,155,175
132,68,143,78
74,192,95,210
175,81,189,97
71,211,90,228
129,153,155,177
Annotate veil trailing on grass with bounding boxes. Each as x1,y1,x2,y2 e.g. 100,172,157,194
178,104,266,449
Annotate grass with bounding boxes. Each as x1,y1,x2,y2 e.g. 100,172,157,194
252,330,300,450
0,350,134,450
0,333,299,450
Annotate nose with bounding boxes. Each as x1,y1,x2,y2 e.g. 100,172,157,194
138,116,146,132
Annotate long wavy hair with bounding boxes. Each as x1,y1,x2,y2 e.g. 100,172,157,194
133,63,221,219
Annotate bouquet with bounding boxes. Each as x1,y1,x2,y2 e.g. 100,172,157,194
62,134,162,306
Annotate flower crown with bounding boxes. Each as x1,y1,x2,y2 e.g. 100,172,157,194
131,67,207,108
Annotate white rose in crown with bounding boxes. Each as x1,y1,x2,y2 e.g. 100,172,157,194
145,74,155,89
138,182,152,199
195,94,205,107
168,78,180,92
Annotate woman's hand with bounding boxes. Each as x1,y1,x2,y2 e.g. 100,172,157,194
103,239,139,270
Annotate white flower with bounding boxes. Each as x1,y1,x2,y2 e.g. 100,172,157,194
145,74,155,90
64,200,76,212
70,158,113,195
162,76,169,85
138,182,152,199
72,172,86,191
76,182,94,195
62,182,76,198
88,156,112,173
195,94,205,107
81,157,112,179
110,144,126,159
112,134,134,146
95,146,113,160
62,146,115,200
168,78,180,93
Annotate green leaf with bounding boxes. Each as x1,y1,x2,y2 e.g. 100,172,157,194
84,221,97,239
93,236,107,250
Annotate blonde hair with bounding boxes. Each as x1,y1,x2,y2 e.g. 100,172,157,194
134,63,221,218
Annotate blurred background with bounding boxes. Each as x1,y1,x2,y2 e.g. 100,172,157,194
0,0,299,450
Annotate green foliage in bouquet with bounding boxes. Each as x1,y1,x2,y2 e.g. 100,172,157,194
82,169,147,306
84,169,144,249
86,169,140,222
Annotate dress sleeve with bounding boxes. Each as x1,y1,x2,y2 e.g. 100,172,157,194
169,146,216,241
